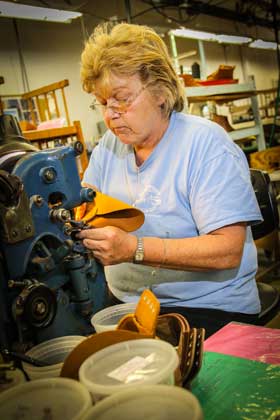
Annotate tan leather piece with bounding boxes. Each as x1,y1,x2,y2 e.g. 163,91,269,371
117,290,160,336
60,330,151,380
207,64,235,80
211,114,233,132
75,191,145,232
116,291,205,388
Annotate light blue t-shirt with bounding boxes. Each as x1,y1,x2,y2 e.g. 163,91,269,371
83,112,262,314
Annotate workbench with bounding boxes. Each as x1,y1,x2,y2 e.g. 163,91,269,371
192,323,280,419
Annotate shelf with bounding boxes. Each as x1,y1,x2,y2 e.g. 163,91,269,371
185,81,266,151
186,93,256,104
229,126,262,141
185,82,256,98
261,117,280,126
23,125,78,141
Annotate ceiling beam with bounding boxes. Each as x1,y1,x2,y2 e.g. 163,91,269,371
142,1,276,29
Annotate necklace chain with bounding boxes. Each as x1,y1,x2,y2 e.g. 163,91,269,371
124,152,140,206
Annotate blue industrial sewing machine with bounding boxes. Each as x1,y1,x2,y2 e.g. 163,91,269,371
0,115,107,353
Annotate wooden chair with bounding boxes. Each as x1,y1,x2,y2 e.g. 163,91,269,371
250,169,280,326
20,80,88,177
250,169,280,280
255,230,280,281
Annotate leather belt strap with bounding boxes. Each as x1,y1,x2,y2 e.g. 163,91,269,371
117,289,160,336
156,313,205,388
61,291,205,389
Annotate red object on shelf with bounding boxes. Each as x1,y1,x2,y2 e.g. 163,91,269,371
199,79,239,86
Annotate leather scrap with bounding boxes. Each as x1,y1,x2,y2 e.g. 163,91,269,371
60,330,151,380
117,289,160,336
75,191,145,232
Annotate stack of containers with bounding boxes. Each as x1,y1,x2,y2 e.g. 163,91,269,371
0,378,92,420
79,338,179,403
91,302,137,332
81,384,203,420
22,335,86,380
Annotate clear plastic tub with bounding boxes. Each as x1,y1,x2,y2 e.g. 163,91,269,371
79,338,179,402
22,335,86,380
0,377,92,420
81,384,203,420
91,302,137,332
0,368,26,393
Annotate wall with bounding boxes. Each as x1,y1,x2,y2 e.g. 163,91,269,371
0,16,278,150
0,17,99,149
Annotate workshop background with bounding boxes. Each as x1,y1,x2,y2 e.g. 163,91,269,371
0,1,280,418
0,0,279,147
1,0,279,291
0,3,280,328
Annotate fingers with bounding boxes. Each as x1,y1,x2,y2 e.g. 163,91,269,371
77,227,136,266
77,226,120,240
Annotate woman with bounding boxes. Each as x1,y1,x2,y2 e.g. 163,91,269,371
78,22,262,337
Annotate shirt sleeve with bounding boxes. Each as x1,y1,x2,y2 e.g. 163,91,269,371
189,149,263,235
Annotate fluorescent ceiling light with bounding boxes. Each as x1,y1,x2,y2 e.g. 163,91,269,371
216,34,252,44
0,1,82,23
249,39,278,50
170,29,251,45
171,28,217,42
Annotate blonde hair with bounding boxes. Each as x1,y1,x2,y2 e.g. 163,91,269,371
80,22,185,117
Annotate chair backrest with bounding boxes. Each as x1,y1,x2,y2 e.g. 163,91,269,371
250,168,279,240
21,80,71,126
250,169,280,324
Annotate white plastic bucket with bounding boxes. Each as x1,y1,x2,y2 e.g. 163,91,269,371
0,377,92,420
22,335,86,380
81,384,203,420
79,338,179,402
91,302,137,332
0,368,26,393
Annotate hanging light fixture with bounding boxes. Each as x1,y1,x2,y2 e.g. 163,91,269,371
249,39,278,50
215,34,252,45
170,28,217,42
170,28,251,45
0,1,82,23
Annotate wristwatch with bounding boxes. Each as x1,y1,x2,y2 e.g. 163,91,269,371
133,237,144,264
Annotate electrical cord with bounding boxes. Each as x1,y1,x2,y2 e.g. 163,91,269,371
13,19,30,93
268,0,280,147
140,0,200,25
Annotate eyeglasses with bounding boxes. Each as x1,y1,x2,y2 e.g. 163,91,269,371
90,86,146,114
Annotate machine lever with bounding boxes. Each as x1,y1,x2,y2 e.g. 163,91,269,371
64,219,91,241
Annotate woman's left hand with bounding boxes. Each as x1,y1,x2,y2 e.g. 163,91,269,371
77,226,137,266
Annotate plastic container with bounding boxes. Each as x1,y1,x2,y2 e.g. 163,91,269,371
79,339,179,402
91,302,137,332
0,368,26,393
22,335,86,380
81,384,203,420
0,377,92,420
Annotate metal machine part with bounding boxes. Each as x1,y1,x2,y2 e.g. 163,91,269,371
0,115,107,354
10,280,57,328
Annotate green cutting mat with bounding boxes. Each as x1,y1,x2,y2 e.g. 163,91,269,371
192,352,280,420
